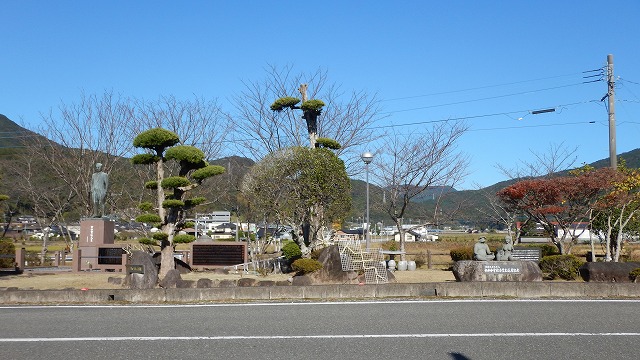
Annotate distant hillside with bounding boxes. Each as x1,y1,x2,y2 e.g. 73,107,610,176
4,112,640,228
0,114,42,152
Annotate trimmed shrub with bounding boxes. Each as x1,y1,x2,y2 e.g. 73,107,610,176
282,241,302,262
173,234,196,244
0,240,15,268
539,254,583,280
291,258,323,275
413,253,427,268
138,238,158,246
450,247,474,261
630,268,640,282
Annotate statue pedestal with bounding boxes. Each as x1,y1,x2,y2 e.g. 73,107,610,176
76,218,115,270
452,260,542,282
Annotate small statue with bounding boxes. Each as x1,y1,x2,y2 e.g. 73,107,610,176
91,163,109,218
496,235,515,261
473,237,495,261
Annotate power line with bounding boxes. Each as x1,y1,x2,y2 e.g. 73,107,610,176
380,71,594,102
380,82,593,115
370,100,598,130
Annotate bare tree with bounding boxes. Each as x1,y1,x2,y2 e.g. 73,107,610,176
372,122,469,261
496,142,578,180
133,95,230,161
230,65,383,174
18,91,139,220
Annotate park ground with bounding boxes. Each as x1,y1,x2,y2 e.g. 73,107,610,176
3,233,639,290
0,269,457,290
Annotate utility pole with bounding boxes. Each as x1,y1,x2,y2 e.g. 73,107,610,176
607,54,617,169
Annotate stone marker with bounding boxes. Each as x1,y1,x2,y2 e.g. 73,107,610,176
124,251,158,289
453,260,542,282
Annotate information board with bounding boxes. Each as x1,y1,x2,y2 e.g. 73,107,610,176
97,247,125,265
512,247,542,262
192,243,246,266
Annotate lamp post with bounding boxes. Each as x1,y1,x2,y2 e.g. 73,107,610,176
361,152,374,250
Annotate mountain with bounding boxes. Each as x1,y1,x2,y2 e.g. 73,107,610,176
3,113,640,228
0,114,42,153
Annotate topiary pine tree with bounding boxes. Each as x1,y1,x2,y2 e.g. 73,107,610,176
132,127,225,280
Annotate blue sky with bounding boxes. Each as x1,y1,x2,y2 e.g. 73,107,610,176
2,1,639,189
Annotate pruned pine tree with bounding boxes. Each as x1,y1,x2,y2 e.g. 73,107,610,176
230,65,382,173
132,128,225,280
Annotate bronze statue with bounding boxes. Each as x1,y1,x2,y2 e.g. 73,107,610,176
473,237,495,261
91,163,108,218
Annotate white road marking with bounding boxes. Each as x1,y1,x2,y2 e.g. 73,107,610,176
2,298,640,310
1,332,639,342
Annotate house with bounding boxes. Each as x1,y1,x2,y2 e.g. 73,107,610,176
394,229,421,242
335,229,363,241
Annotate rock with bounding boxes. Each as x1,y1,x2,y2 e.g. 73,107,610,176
579,262,640,282
175,258,192,274
124,251,158,289
177,280,194,288
275,280,290,286
196,278,214,288
257,280,276,287
304,245,352,284
212,268,230,275
386,270,396,283
238,278,257,287
453,260,542,282
159,269,183,288
218,279,236,288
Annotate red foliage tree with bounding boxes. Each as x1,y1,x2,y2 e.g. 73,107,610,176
497,168,616,254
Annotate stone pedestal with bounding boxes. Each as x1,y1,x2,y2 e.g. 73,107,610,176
453,260,542,282
78,218,115,271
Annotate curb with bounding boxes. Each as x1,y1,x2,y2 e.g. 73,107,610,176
1,282,639,304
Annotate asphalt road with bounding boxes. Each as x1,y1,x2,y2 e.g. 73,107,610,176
1,299,639,360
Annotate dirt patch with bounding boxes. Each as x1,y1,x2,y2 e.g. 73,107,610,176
0,268,455,290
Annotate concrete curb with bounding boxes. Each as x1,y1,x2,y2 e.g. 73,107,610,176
1,282,639,304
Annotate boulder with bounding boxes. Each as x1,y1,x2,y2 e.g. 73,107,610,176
579,262,640,282
238,278,257,287
178,280,194,288
309,245,352,284
159,269,183,288
257,280,276,287
453,260,542,282
218,279,236,288
124,251,158,289
196,278,214,288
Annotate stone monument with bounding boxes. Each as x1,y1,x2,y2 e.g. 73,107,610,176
76,163,116,271
453,236,542,281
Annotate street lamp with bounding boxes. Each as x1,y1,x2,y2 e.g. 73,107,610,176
361,152,374,250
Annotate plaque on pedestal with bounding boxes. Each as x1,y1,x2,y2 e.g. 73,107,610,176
79,219,115,270
80,218,115,246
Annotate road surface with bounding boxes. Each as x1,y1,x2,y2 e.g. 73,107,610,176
1,299,638,359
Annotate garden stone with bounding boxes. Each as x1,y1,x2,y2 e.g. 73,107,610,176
238,278,257,287
196,278,214,288
125,251,158,289
579,262,640,282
